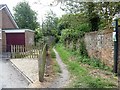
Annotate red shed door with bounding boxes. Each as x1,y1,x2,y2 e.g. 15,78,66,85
6,33,25,52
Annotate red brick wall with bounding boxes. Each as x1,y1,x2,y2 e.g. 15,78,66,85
2,9,17,29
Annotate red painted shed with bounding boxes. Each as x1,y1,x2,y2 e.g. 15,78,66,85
3,29,34,52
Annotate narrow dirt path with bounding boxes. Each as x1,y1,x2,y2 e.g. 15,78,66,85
48,48,70,88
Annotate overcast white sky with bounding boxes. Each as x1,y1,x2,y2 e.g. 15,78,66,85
0,0,65,24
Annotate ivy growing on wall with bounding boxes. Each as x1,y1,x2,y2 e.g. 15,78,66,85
60,23,90,56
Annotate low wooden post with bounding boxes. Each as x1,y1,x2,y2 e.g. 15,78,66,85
38,44,47,82
23,45,24,58
20,45,22,57
13,45,15,58
15,45,16,58
11,45,13,58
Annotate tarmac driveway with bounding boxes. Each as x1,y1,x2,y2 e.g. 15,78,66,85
0,59,29,89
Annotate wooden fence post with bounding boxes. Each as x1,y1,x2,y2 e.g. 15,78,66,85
13,45,15,58
38,44,47,82
11,45,13,58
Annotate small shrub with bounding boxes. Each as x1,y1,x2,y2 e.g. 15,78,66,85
50,49,56,58
78,38,88,56
15,53,23,58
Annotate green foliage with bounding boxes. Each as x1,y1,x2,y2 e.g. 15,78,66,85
67,47,111,71
56,44,111,71
41,10,60,43
78,23,90,32
78,39,88,56
83,2,100,31
80,57,111,71
15,53,24,58
59,1,120,29
34,28,43,44
55,44,116,88
58,14,87,31
50,49,56,58
58,14,87,41
59,23,90,56
53,59,62,73
42,10,59,36
13,1,39,30
49,48,61,74
60,28,84,43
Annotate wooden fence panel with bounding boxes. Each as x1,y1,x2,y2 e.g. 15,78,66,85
11,45,42,59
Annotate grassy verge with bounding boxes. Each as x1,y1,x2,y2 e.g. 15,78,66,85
50,48,61,74
55,44,117,88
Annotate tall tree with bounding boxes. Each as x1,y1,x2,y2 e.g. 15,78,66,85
13,1,39,30
53,0,120,29
84,2,100,31
58,13,88,30
42,10,58,36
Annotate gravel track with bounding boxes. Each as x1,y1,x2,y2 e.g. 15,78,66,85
0,59,29,89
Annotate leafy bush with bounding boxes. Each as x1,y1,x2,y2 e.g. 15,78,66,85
79,39,88,56
50,49,56,58
60,22,90,56
78,23,90,32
